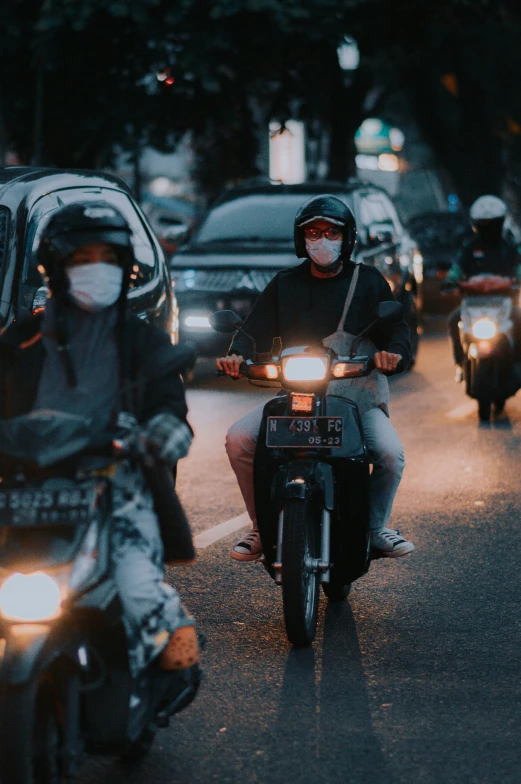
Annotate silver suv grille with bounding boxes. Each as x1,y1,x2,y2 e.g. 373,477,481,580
174,269,277,293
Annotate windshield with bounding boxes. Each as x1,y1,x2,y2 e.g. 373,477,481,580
193,193,354,246
0,208,8,270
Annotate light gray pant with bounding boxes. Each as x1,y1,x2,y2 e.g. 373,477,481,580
225,402,405,532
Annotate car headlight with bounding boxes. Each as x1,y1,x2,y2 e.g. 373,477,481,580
184,314,212,329
472,319,497,339
282,356,328,381
0,572,64,622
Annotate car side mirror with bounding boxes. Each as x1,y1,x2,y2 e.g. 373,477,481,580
376,301,404,322
209,310,244,334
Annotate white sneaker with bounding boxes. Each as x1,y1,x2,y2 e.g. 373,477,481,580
370,528,415,558
455,365,464,383
231,530,263,562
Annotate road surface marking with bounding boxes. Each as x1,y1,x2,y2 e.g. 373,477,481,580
194,512,250,549
446,400,476,419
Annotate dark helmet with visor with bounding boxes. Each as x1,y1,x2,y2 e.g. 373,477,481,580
294,194,357,259
38,202,134,297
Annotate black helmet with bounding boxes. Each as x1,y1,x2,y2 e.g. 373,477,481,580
294,194,357,259
38,202,134,295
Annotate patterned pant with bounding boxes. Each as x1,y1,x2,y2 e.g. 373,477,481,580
110,464,194,677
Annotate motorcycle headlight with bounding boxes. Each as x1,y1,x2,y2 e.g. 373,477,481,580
282,356,328,382
0,572,64,622
472,318,497,339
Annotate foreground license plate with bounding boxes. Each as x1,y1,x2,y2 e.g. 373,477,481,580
0,486,96,527
266,416,343,448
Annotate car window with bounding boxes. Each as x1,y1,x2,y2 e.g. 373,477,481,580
194,193,354,246
23,188,157,294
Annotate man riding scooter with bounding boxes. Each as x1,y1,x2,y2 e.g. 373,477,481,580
0,202,200,675
446,195,521,382
216,194,414,562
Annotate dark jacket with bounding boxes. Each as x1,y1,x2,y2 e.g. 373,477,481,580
0,311,191,425
229,259,411,370
447,236,521,283
0,311,194,562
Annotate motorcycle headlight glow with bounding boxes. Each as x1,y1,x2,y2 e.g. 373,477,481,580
0,572,63,622
282,356,328,382
472,318,497,340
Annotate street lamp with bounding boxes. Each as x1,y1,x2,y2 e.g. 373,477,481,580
337,36,360,71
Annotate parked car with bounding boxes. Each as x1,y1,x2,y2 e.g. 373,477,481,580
0,167,178,339
169,179,423,364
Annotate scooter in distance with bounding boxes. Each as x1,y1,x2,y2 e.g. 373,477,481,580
211,301,403,647
446,274,521,421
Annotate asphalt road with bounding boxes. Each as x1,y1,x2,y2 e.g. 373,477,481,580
78,320,521,784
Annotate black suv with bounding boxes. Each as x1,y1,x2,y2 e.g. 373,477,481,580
0,167,177,338
170,179,423,364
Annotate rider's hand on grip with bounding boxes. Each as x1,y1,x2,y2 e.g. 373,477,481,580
373,351,402,374
215,355,245,379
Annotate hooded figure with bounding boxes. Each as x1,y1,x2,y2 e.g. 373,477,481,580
0,202,199,675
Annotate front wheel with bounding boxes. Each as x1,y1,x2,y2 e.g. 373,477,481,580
281,498,321,647
0,680,63,784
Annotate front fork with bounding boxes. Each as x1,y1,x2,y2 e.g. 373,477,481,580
273,461,334,586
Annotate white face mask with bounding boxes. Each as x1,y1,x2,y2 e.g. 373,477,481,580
305,238,343,268
66,263,123,312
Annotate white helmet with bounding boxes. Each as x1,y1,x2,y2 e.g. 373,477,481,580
470,195,507,221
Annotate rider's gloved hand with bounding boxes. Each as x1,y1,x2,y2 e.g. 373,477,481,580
145,413,193,464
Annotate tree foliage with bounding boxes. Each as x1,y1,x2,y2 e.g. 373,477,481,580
1,0,521,204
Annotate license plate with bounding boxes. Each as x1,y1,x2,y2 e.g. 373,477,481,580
0,485,96,527
266,416,343,448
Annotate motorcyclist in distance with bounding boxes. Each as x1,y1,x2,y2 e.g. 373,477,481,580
446,194,521,384
0,202,200,676
216,194,414,563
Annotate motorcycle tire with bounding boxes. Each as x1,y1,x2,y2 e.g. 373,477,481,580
119,724,156,762
322,580,351,602
478,399,491,422
281,498,321,647
0,680,63,784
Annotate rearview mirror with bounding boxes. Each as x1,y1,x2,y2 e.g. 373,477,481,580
209,310,244,334
376,301,404,322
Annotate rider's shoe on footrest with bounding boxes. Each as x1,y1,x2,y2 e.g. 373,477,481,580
370,528,415,558
231,529,263,561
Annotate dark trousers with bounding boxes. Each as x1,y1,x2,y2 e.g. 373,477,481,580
448,308,464,366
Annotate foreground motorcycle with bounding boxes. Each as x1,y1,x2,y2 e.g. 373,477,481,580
0,410,201,784
211,302,403,646
449,274,521,421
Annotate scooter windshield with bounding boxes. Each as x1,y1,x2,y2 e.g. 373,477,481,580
0,410,99,468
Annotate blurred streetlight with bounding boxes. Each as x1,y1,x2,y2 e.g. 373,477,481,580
337,36,360,71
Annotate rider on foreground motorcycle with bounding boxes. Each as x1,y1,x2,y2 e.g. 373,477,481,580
0,202,200,676
446,194,521,382
217,194,414,562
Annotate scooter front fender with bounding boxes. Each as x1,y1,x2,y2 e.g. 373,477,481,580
281,460,335,510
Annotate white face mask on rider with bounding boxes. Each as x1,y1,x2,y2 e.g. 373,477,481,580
305,238,343,268
66,263,123,312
